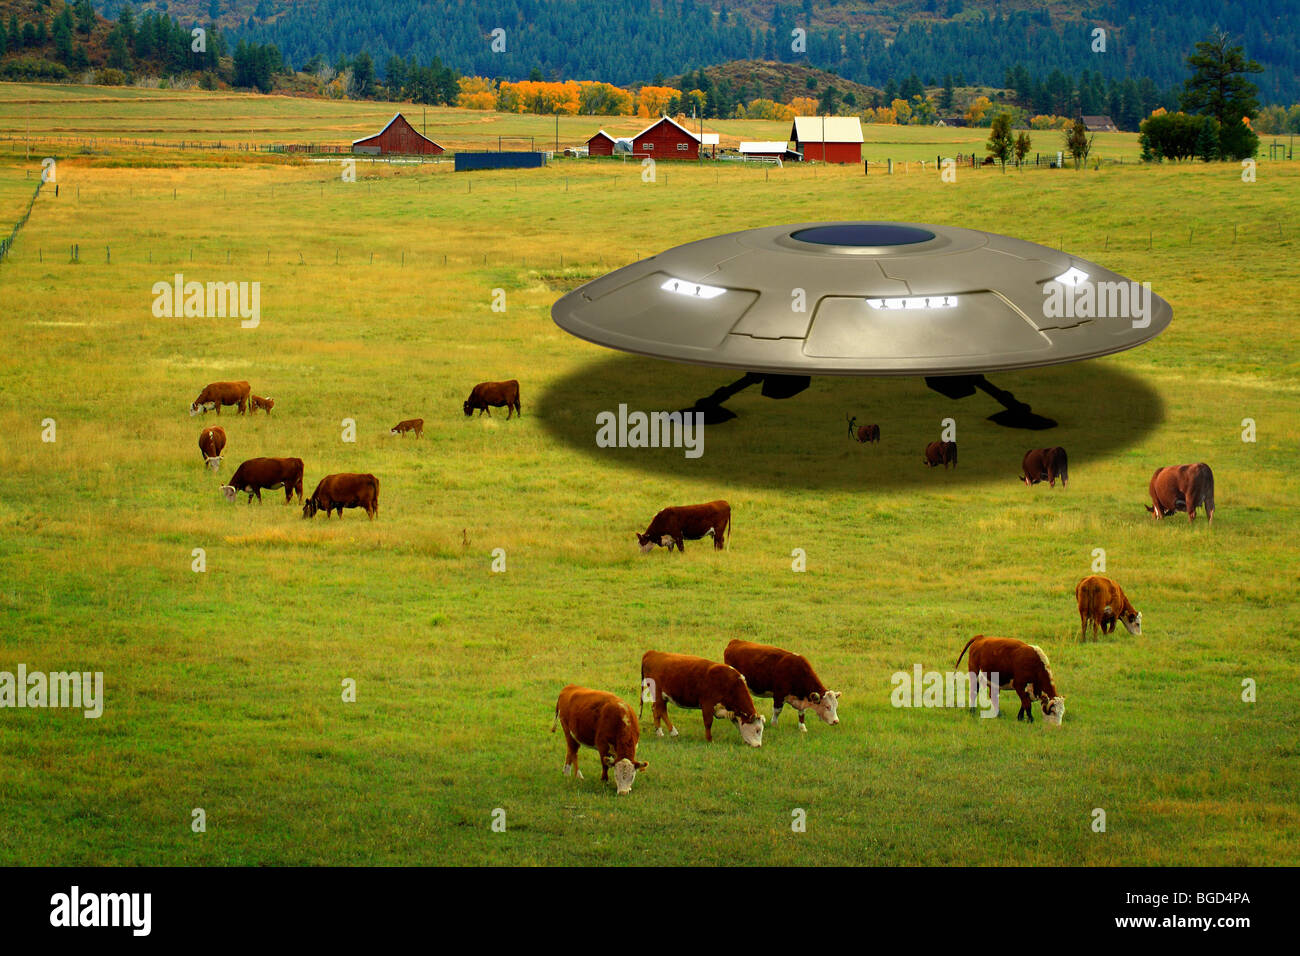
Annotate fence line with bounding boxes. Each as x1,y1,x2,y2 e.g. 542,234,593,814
0,178,44,263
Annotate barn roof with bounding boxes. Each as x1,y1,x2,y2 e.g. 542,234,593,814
632,115,702,142
588,130,616,142
352,113,444,150
1082,115,1117,130
790,116,864,143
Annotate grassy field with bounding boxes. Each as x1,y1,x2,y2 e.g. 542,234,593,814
0,90,1298,866
0,81,1151,162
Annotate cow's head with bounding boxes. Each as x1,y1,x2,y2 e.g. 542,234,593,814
189,403,201,417
611,757,649,795
1120,610,1142,635
302,498,319,519
716,703,764,746
798,690,842,726
463,400,473,417
205,455,223,472
1019,473,1033,486
635,532,670,554
220,485,237,503
260,397,274,412
1040,695,1066,726
389,427,399,436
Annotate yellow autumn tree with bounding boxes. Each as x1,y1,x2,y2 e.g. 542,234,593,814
789,96,818,115
636,86,678,118
966,95,992,126
891,97,912,124
457,77,497,111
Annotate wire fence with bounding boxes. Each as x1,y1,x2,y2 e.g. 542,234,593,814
0,177,44,262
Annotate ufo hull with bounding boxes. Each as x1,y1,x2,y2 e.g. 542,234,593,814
551,222,1172,376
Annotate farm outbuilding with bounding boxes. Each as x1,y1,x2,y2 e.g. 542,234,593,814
739,141,802,161
1082,115,1118,132
352,113,445,156
791,116,864,164
632,116,701,160
587,130,617,156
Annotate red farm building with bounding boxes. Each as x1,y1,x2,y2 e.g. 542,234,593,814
587,130,617,156
632,116,701,160
790,116,863,164
352,113,445,156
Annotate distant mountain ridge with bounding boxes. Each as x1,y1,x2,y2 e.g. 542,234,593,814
86,0,1299,101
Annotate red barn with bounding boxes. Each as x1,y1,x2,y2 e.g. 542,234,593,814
587,130,616,157
791,116,863,164
352,113,445,156
632,116,700,160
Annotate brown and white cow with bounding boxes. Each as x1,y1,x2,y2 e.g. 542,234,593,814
190,381,251,416
635,500,730,553
955,636,1064,725
198,426,226,472
846,415,880,444
390,418,424,438
1075,575,1141,640
250,395,274,414
221,457,304,504
924,440,957,469
723,639,840,731
640,650,764,746
551,685,648,795
1020,447,1068,488
463,380,521,419
1146,463,1215,523
302,473,379,520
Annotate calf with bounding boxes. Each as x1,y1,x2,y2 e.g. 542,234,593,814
640,651,764,746
190,381,250,416
250,395,274,414
1020,447,1068,488
723,639,840,731
1147,463,1214,523
955,636,1064,725
924,440,957,469
1075,575,1141,640
551,685,648,795
390,418,424,438
302,473,380,520
221,457,304,504
463,380,521,419
635,500,730,553
846,415,880,444
198,425,226,472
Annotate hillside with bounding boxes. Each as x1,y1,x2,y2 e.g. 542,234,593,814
100,0,1300,102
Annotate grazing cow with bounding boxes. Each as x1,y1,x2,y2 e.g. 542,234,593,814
463,380,521,419
846,415,880,444
190,381,251,416
551,685,648,795
250,395,274,414
1020,447,1068,488
640,651,765,746
221,457,304,504
955,636,1064,725
1075,575,1142,640
198,426,226,472
1146,463,1215,523
723,639,841,731
390,418,424,438
635,500,730,553
924,440,957,469
302,473,380,520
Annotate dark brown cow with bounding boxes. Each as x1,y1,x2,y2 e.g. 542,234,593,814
463,380,521,419
924,440,957,469
955,636,1064,724
1146,463,1215,523
846,415,880,444
1020,447,1068,488
551,685,648,795
198,426,226,472
390,418,424,438
640,651,764,745
1075,575,1142,640
302,473,380,520
636,500,730,553
250,395,274,414
190,381,250,416
723,639,841,731
221,457,304,504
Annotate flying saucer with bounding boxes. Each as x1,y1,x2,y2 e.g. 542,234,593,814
551,222,1172,378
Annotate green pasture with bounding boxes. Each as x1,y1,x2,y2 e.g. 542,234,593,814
0,113,1297,865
